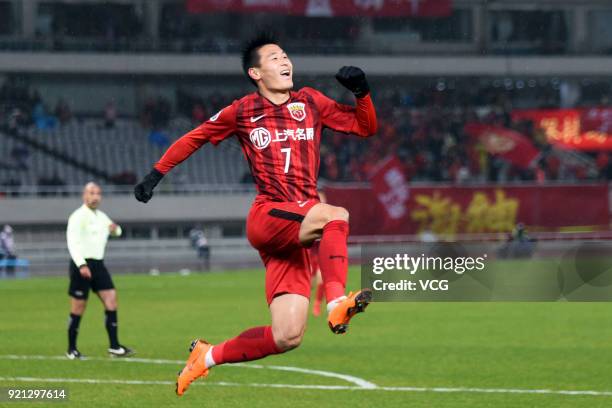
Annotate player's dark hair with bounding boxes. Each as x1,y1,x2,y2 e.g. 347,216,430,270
241,31,280,87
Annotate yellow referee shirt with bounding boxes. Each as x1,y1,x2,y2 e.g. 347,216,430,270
66,204,122,266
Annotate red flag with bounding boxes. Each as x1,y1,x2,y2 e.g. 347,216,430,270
369,156,410,229
464,123,540,169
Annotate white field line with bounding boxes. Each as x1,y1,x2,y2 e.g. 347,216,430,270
1,376,612,397
251,364,377,389
0,354,376,389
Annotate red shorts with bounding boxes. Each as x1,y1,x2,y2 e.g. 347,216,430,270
246,199,319,305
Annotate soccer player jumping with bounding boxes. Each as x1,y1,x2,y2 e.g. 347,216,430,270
134,33,377,396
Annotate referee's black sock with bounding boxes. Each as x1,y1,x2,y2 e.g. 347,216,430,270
68,313,82,351
105,310,120,349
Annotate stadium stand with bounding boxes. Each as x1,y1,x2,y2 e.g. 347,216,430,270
2,79,609,192
0,0,611,276
1,118,249,189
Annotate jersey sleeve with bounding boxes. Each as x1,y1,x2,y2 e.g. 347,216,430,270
66,211,86,267
154,102,238,174
307,87,377,138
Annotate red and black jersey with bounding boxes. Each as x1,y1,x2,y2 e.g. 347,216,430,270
154,87,377,202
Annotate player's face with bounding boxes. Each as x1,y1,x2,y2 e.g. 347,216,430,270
253,44,293,93
83,185,102,209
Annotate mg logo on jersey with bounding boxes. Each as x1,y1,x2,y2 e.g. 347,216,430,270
287,102,307,122
249,127,271,150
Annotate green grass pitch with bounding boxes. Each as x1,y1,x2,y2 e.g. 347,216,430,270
1,266,612,407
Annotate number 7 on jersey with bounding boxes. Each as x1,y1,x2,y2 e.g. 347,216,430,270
281,148,291,173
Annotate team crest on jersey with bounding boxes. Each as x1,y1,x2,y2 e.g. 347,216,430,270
249,127,271,150
287,102,306,122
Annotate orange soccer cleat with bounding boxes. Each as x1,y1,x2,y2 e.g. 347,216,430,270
176,339,213,396
327,289,372,334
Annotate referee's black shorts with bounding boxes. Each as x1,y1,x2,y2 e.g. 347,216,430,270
68,259,115,300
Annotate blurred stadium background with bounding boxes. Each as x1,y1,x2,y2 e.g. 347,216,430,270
0,0,611,276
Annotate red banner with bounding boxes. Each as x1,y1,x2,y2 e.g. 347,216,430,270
512,108,612,151
464,123,540,169
324,184,609,236
186,0,452,17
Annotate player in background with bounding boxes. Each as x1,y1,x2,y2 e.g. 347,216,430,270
310,190,327,316
134,32,377,396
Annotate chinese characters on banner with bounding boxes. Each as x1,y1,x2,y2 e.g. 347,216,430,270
324,184,609,236
369,156,410,230
512,108,612,150
186,0,452,17
411,189,518,236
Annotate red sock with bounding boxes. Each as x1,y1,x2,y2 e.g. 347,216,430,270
211,326,281,365
318,220,349,302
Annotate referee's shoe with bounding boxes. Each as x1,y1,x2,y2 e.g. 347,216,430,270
108,344,135,357
66,349,83,360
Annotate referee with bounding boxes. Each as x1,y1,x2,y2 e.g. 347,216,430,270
66,182,134,359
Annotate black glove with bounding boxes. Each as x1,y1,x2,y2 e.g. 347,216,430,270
335,66,370,98
134,168,164,203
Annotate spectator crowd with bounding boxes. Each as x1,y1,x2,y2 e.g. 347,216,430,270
2,77,612,190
